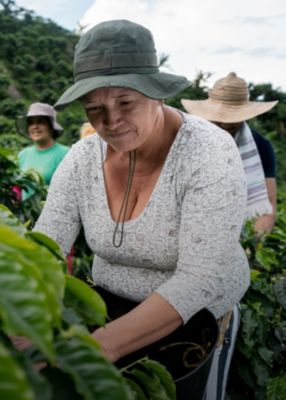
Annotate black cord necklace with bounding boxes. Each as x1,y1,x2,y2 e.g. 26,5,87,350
112,149,136,247
100,139,137,248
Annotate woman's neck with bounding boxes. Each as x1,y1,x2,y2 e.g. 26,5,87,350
35,139,55,150
107,106,182,176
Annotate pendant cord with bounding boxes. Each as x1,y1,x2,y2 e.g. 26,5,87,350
112,150,136,247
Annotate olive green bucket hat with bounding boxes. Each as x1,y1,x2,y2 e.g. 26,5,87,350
54,19,190,110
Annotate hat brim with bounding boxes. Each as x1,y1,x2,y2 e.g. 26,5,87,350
181,98,278,123
16,116,63,137
54,73,190,110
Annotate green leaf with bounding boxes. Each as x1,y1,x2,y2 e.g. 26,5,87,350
255,243,278,271
267,375,286,400
55,335,132,400
274,275,286,309
236,360,256,389
0,205,27,236
41,367,82,400
12,346,52,400
140,359,176,400
253,356,270,387
0,227,58,361
124,377,147,400
241,308,258,350
274,321,286,343
0,342,34,400
250,269,261,282
0,224,65,328
64,276,107,326
257,347,274,365
129,366,170,400
27,231,66,263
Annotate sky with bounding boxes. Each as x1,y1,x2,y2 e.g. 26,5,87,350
15,0,286,91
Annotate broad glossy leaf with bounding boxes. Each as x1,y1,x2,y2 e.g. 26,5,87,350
13,346,52,400
0,342,34,400
130,366,170,400
0,225,64,327
140,359,176,400
123,376,147,400
64,275,107,326
27,231,66,262
55,335,132,400
0,228,58,360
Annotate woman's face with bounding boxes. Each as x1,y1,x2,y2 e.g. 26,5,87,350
28,116,53,143
82,87,162,152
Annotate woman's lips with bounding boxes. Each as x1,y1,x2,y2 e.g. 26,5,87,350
107,130,130,138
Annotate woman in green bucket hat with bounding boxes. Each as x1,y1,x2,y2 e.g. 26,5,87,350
34,20,249,399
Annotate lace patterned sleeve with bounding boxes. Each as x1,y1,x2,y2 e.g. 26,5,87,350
156,132,249,323
34,146,82,256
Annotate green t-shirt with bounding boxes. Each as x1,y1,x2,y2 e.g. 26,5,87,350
18,143,69,200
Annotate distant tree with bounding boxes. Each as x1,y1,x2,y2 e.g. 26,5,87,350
249,82,286,138
159,52,170,68
166,71,211,110
0,0,25,16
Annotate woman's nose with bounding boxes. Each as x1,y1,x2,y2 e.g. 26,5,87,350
104,108,122,128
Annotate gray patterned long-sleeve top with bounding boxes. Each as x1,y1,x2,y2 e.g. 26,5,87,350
34,113,250,323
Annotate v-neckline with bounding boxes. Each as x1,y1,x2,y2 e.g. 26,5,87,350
98,114,186,225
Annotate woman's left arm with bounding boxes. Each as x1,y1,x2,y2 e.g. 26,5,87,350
156,131,250,324
92,292,182,362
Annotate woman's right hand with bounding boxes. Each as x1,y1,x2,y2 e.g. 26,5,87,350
10,335,32,351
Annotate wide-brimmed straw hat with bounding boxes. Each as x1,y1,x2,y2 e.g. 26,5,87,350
181,72,278,123
17,102,63,137
54,19,190,110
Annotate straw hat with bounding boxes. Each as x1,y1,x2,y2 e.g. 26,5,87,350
181,72,278,123
54,19,190,110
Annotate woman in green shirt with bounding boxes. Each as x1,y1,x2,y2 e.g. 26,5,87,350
18,102,69,200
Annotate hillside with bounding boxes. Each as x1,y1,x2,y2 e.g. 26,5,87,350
0,0,286,181
0,0,85,144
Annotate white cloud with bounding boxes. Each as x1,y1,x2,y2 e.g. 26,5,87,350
13,0,286,90
80,0,286,90
16,0,94,31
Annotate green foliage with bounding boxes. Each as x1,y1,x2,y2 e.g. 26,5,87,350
0,342,35,400
64,275,107,326
249,83,286,138
0,146,47,227
267,375,286,400
166,71,209,110
122,358,176,400
230,204,286,399
0,2,85,144
54,336,131,400
0,208,176,400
